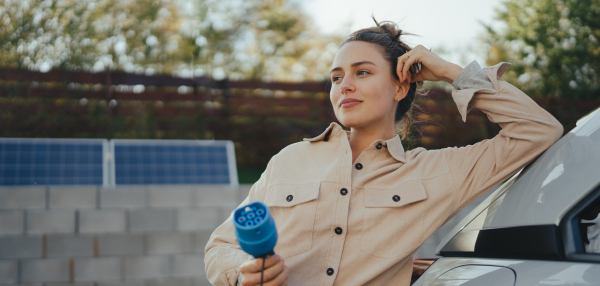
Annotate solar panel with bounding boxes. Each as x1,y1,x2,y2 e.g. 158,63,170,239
0,138,108,186
110,139,238,186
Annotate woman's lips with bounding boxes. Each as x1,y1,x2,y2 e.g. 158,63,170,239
340,98,362,108
341,101,361,108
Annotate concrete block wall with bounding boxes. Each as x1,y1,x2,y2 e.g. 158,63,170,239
0,185,251,286
0,183,486,285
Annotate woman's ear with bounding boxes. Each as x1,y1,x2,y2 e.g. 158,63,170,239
394,77,411,101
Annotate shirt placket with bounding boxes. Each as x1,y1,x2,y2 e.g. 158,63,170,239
321,134,354,285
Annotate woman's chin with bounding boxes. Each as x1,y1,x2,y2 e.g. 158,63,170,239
337,108,385,129
340,118,368,129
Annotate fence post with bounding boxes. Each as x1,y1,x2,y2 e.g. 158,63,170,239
105,70,113,138
217,78,232,140
105,70,112,101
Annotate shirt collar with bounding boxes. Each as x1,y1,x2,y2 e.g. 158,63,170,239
303,122,344,142
383,135,407,163
303,122,407,163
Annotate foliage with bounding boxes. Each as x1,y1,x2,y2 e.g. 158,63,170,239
0,0,342,81
483,0,600,99
172,0,342,81
0,0,183,72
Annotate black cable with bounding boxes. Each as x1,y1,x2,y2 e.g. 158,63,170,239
260,257,266,286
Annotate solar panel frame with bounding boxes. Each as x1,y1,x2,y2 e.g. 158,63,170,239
0,138,110,186
110,139,238,187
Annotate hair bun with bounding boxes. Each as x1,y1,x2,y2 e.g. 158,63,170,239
375,18,403,43
373,16,414,44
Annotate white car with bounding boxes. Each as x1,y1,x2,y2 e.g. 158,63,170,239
412,106,600,286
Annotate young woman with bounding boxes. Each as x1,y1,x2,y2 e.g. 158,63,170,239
205,21,563,286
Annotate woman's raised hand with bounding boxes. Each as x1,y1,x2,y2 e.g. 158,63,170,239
396,45,463,84
240,255,288,286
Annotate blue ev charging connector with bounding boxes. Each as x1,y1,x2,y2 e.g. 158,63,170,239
233,201,277,258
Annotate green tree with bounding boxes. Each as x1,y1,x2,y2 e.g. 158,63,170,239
0,0,185,73
483,0,600,99
0,0,341,81
175,0,341,81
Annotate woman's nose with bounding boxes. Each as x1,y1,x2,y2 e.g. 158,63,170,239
339,77,355,94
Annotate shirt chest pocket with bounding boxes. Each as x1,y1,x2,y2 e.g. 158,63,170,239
264,182,320,258
361,180,428,259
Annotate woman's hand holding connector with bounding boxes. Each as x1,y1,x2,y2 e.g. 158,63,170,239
240,255,288,286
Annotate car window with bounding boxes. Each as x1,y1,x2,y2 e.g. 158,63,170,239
580,204,600,253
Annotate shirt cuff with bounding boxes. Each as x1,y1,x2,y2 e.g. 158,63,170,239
451,62,512,122
452,60,494,90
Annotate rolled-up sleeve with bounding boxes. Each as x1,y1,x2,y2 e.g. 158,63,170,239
204,157,275,286
452,60,495,91
443,62,564,209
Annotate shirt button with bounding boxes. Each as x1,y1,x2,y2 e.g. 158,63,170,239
376,143,383,150
327,268,334,276
340,188,348,196
393,195,401,202
355,163,363,170
286,195,293,202
335,227,343,235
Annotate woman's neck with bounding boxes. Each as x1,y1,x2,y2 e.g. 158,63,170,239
348,123,396,163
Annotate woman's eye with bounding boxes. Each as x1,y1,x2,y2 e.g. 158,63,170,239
358,70,370,76
332,76,342,82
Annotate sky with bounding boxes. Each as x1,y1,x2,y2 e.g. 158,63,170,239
299,0,505,66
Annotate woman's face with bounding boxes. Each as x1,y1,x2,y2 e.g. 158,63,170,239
329,41,406,130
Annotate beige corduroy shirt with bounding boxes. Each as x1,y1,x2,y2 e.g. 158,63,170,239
205,62,564,286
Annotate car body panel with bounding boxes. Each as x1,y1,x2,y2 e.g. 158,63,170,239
413,257,600,286
485,106,600,229
435,107,600,256
485,121,600,229
429,265,515,286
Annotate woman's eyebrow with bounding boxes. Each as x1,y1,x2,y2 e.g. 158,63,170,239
330,61,377,73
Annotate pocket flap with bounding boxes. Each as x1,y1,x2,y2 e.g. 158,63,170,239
364,180,428,208
265,182,320,207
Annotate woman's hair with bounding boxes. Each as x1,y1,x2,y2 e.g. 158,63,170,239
340,18,424,139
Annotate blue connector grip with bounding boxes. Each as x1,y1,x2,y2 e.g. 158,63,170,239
233,201,277,258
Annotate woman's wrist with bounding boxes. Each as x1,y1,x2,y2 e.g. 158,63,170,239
442,63,463,84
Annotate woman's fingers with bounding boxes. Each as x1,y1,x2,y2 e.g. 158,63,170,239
397,46,425,83
258,259,285,284
401,49,421,83
264,264,289,286
241,255,281,274
282,266,289,286
396,53,409,83
240,255,287,286
397,45,455,83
